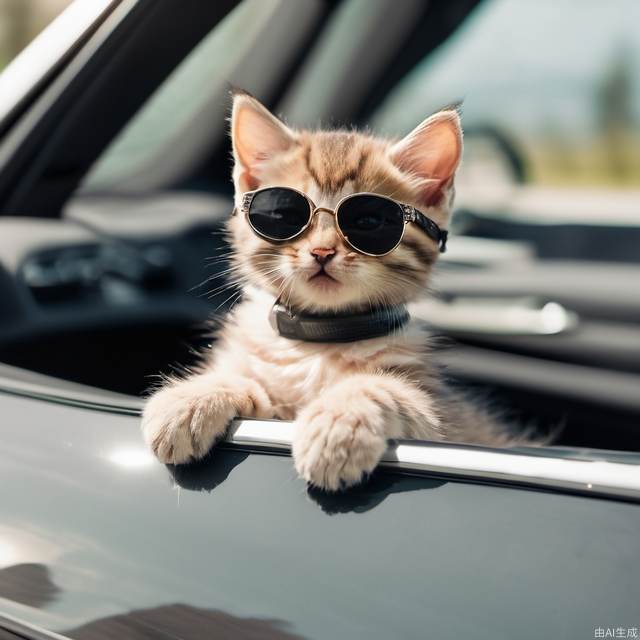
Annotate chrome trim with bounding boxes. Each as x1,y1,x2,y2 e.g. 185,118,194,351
0,362,142,415
1,366,638,502
227,419,640,503
0,612,71,640
0,0,121,127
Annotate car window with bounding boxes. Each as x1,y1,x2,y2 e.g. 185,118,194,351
371,0,640,200
83,0,280,191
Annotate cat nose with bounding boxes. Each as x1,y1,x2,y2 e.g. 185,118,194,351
310,247,336,265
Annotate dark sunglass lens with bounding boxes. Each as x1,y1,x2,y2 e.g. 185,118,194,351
247,188,310,240
337,195,404,255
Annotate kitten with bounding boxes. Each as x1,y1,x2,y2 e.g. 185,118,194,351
142,90,539,491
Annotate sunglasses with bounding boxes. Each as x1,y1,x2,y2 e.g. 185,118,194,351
237,187,448,257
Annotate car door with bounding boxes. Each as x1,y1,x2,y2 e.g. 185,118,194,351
1,370,640,640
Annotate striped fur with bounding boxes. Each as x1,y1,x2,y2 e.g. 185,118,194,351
141,92,546,491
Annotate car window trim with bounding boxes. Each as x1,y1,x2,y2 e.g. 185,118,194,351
0,0,122,139
1,363,639,504
228,419,640,504
0,613,70,640
81,0,332,194
0,0,241,217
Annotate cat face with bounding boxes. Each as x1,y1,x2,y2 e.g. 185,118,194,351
227,91,462,313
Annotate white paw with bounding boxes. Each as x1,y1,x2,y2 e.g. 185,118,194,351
292,397,388,491
142,376,272,465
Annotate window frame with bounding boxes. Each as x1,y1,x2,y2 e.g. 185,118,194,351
0,0,241,218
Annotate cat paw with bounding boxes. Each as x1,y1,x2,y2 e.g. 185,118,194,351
142,376,271,465
292,398,388,491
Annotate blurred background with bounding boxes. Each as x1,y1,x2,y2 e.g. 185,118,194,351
2,0,639,193
0,0,72,67
0,0,639,451
373,0,640,191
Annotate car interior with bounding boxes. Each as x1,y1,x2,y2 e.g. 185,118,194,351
0,0,638,451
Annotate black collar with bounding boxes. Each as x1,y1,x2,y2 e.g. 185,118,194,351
269,302,410,343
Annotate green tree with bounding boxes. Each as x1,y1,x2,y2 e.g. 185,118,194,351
596,44,635,182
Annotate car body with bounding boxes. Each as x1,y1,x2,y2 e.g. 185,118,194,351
1,364,640,640
1,1,639,639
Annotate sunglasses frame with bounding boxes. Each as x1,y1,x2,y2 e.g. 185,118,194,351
238,187,448,257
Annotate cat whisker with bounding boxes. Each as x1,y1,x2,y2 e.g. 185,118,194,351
213,286,244,312
190,267,243,293
204,276,247,299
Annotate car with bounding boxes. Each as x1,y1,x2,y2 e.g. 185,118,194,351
1,1,639,639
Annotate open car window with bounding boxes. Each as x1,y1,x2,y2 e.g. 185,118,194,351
82,0,277,192
81,0,324,193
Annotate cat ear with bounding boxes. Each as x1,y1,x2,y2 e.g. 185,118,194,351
231,91,296,191
390,109,462,206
